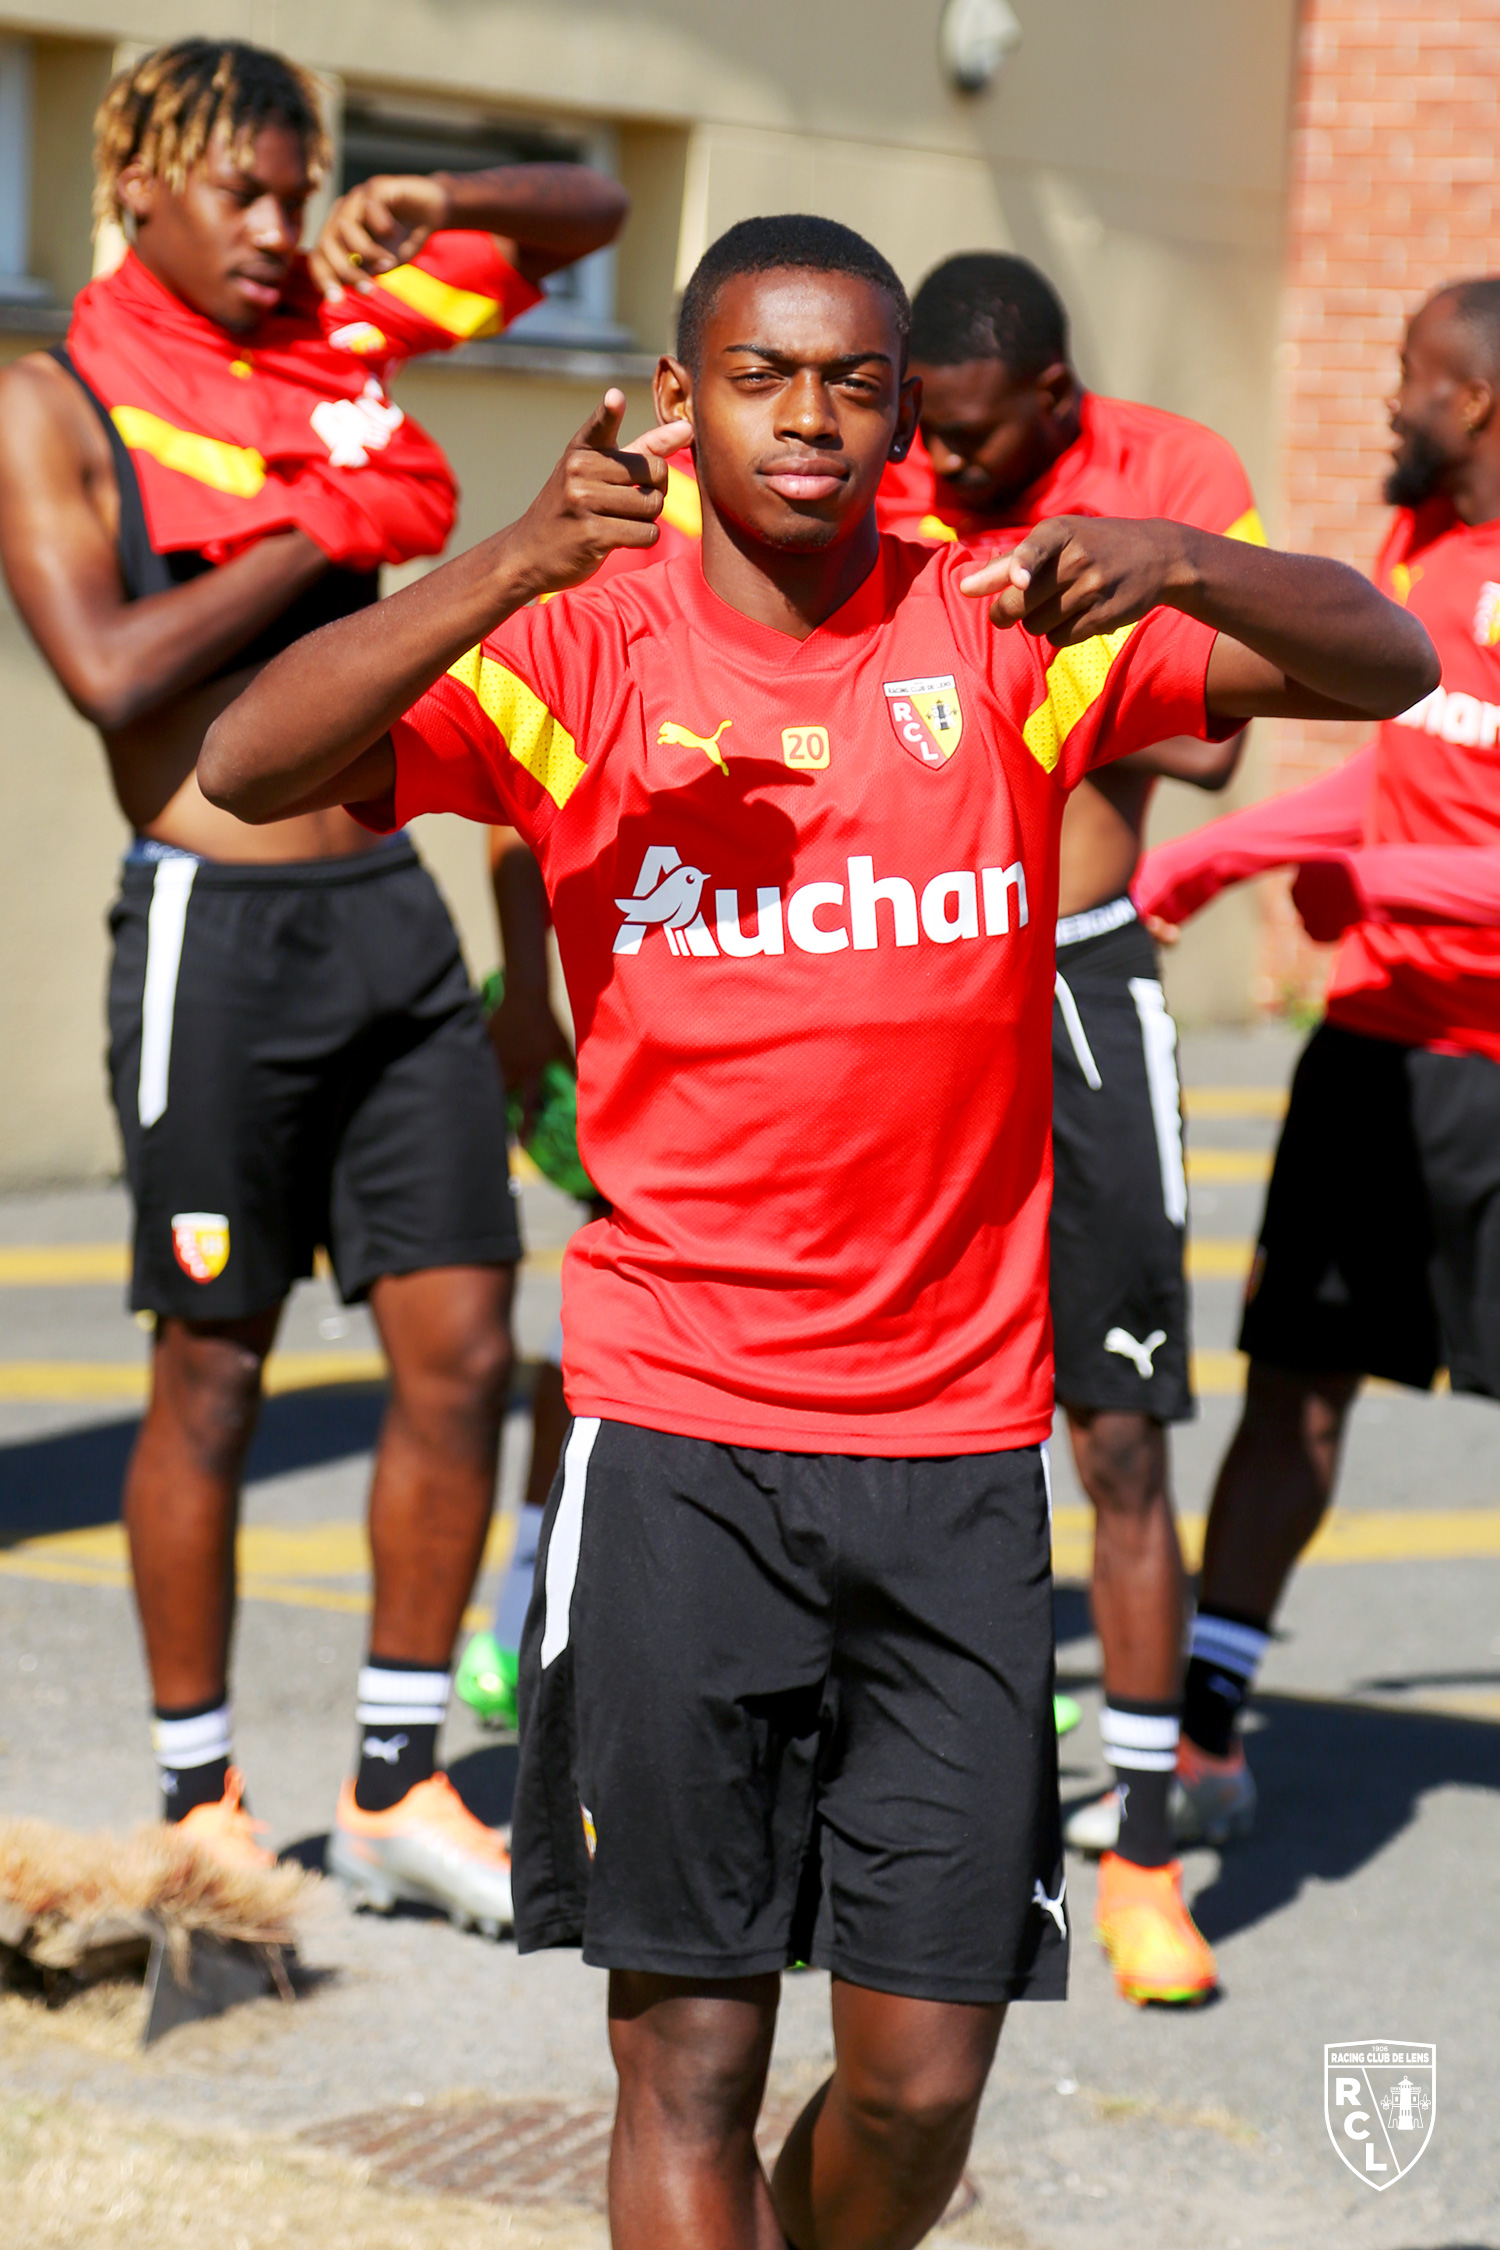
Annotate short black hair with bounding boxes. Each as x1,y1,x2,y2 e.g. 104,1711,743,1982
1437,277,1500,381
909,253,1069,378
676,214,911,370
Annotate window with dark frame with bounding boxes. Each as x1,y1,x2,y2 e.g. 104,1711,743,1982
339,99,629,349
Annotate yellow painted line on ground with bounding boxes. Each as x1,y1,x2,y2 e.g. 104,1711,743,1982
0,1515,517,1627
1186,1238,1253,1281
1185,1148,1272,1183
0,1244,129,1285
0,1352,391,1400
0,1245,565,1287
1050,1504,1500,1579
1182,1086,1288,1121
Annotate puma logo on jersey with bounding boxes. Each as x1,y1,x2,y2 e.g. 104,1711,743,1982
1105,1326,1167,1378
658,718,732,772
1032,1874,1068,1939
361,1733,408,1764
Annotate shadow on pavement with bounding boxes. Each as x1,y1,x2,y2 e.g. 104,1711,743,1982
1189,1691,1500,1946
0,1383,389,1538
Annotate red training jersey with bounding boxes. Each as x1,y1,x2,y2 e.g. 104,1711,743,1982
1325,504,1500,1061
877,393,1264,554
371,539,1224,1454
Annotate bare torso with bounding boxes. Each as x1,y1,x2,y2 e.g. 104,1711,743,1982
1056,767,1156,919
0,351,378,863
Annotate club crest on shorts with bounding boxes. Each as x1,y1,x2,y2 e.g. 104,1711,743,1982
580,1802,597,1860
170,1211,230,1283
884,675,963,767
1325,2042,1435,2190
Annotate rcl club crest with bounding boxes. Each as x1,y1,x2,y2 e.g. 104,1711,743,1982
884,676,963,768
1325,2042,1435,2189
171,1211,231,1284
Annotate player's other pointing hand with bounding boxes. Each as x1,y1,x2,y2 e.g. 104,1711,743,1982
959,516,1199,647
511,391,694,598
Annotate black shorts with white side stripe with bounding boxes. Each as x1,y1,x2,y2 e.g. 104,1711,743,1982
512,1419,1068,2004
107,837,519,1321
1050,900,1193,1424
1240,1019,1500,1396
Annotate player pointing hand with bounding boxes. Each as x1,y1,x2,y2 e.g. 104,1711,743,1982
510,389,694,592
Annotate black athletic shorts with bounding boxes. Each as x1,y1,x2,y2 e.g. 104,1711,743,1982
1050,901,1193,1423
108,837,520,1321
1240,1019,1500,1397
512,1418,1068,2004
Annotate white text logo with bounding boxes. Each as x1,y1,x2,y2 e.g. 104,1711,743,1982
1325,2042,1435,2191
1394,682,1500,749
612,844,1028,959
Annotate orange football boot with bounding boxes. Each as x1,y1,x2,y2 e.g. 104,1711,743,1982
176,1767,274,1871
1095,1853,1218,2006
328,1773,514,1936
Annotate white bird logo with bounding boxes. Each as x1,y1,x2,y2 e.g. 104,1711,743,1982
1104,1326,1166,1379
614,864,711,929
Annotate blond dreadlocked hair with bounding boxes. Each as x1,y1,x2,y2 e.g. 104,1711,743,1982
93,39,330,233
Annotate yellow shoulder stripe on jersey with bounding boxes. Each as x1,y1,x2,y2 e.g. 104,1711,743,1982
1224,505,1267,546
447,647,586,811
662,465,703,539
379,262,505,341
111,406,266,498
1022,623,1139,775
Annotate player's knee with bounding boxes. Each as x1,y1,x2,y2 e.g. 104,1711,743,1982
835,2045,987,2168
1072,1410,1164,1518
154,1330,266,1477
610,1998,770,2146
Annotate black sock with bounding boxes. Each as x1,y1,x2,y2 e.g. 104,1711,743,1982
1100,1696,1179,1868
152,1693,232,1820
1182,1605,1271,1758
353,1656,449,1812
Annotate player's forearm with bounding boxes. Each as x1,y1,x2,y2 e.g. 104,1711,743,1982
492,835,553,998
437,165,628,260
1170,530,1438,718
199,525,544,822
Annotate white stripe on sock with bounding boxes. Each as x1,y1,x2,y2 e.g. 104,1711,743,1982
138,856,197,1129
1101,1705,1181,1772
152,1703,232,1769
1191,1614,1270,1676
355,1667,449,1727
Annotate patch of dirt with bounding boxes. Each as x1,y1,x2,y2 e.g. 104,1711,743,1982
0,2091,608,2250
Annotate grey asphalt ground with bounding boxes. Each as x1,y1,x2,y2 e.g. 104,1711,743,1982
1,1023,1497,2249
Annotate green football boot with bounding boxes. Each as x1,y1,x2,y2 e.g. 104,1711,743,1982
455,1631,519,1730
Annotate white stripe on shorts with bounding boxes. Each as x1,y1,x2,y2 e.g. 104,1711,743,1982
1127,976,1187,1226
138,856,198,1128
540,1415,600,1668
1054,971,1102,1090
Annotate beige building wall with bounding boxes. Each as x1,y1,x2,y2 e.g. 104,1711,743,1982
0,0,1297,1182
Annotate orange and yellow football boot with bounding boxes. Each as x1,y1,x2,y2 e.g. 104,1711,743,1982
1095,1853,1218,2006
176,1767,274,1871
328,1773,514,1937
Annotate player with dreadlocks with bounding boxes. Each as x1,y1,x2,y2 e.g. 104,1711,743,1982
0,38,625,1927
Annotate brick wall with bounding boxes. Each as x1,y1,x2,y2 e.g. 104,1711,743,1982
1262,0,1500,1008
